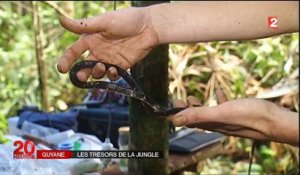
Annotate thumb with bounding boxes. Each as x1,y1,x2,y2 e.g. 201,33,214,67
172,106,216,127
59,14,110,34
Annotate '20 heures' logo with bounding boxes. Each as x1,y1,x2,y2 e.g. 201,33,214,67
13,140,35,159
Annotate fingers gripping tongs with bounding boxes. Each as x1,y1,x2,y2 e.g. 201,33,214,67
69,60,186,116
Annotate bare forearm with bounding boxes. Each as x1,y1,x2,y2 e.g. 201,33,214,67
148,1,299,44
268,104,299,146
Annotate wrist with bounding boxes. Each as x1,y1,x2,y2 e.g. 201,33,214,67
267,102,299,146
147,2,194,45
132,6,160,48
144,4,163,45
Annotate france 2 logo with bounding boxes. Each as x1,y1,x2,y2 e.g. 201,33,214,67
13,140,35,159
268,16,278,29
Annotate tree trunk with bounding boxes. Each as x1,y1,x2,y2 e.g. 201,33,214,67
11,2,22,15
32,1,49,111
21,1,31,15
83,2,90,17
129,2,170,175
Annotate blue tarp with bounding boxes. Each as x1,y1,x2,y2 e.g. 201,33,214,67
17,108,78,131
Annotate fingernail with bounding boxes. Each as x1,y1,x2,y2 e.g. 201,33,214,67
57,62,66,73
173,115,186,126
110,67,116,72
99,63,105,70
57,64,62,72
77,72,88,82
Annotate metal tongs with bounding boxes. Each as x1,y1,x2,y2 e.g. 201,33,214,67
69,60,186,116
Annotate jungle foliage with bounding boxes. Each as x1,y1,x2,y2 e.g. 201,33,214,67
0,1,298,174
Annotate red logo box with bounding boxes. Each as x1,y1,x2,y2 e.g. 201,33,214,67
13,140,35,159
268,16,278,29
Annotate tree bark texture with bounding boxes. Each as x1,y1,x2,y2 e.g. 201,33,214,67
129,2,170,175
32,1,49,111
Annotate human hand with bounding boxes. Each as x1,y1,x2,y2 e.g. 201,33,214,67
57,7,159,81
168,90,285,143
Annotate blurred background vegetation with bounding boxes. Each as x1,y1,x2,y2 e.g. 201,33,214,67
0,1,298,174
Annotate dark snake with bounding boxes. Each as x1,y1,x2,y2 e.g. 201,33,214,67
69,60,186,116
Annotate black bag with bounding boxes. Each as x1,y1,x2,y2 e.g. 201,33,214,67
76,104,129,148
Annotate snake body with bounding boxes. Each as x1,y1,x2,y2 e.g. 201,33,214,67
69,60,186,116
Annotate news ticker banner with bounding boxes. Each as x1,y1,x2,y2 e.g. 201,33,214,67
13,140,163,159
14,150,164,159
